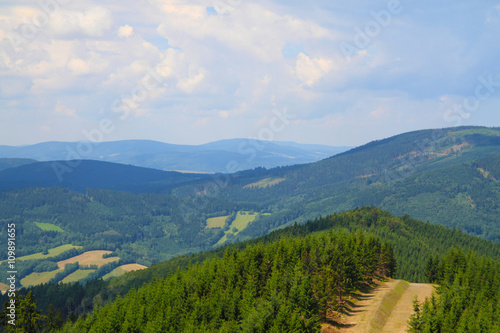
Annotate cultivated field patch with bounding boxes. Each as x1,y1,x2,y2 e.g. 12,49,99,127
5,244,82,263
102,263,148,280
61,269,95,284
57,250,119,269
21,270,61,287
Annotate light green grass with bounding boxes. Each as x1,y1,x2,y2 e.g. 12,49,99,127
103,267,127,280
13,244,82,262
215,211,258,246
103,264,148,280
368,280,410,332
33,222,64,232
206,215,229,228
244,177,285,189
232,211,257,231
21,270,61,287
61,269,95,283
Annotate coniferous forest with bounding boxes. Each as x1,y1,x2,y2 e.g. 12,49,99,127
57,231,395,332
1,207,499,332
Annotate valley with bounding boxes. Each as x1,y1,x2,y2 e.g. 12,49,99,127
0,126,499,332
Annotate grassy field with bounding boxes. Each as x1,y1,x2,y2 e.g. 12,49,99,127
7,244,82,262
57,250,119,269
206,215,228,228
33,222,64,232
215,211,258,246
0,282,9,294
21,269,61,287
244,177,285,189
102,263,148,280
61,269,95,284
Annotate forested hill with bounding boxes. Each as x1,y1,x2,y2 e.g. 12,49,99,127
62,230,395,332
0,159,209,193
0,158,37,171
5,207,499,329
204,126,500,241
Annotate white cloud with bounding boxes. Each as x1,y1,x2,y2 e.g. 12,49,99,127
0,0,498,146
295,53,335,86
118,25,133,38
54,101,76,117
48,7,114,37
156,2,333,62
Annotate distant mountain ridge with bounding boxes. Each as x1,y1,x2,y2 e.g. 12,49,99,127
0,139,350,173
0,160,209,193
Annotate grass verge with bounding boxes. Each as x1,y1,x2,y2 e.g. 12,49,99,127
368,279,410,332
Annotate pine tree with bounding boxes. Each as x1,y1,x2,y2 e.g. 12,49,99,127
407,297,422,333
17,291,45,333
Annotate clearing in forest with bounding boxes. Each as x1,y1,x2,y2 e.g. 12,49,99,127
33,222,64,232
206,215,229,228
215,211,258,246
243,177,285,189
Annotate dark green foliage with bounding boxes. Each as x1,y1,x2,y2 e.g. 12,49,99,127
63,231,393,332
6,207,497,325
49,262,80,284
0,159,209,193
409,249,500,332
33,261,58,273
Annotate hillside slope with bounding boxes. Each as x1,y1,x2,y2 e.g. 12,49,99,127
202,126,500,241
0,159,209,193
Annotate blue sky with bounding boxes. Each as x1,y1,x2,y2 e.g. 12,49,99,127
1,0,499,146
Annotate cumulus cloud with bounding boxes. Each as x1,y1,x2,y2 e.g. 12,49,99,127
295,53,335,86
54,101,77,117
48,7,114,37
118,25,133,38
0,0,499,146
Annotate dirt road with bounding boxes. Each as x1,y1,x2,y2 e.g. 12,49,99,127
325,279,435,333
381,283,435,333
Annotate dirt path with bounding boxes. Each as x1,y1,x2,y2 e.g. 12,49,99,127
381,283,435,333
324,279,435,333
339,279,404,333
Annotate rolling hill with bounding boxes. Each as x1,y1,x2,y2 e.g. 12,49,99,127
4,207,499,331
183,126,500,241
0,159,209,193
0,126,498,271
0,157,37,171
0,139,350,173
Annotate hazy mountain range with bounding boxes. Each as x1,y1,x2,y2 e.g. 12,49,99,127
0,139,351,173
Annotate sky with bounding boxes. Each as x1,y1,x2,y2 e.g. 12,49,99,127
1,0,499,147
